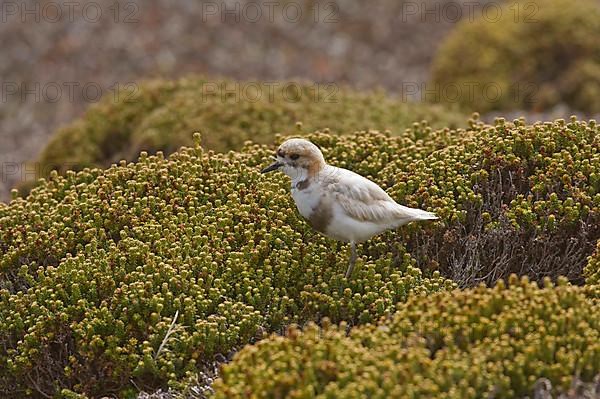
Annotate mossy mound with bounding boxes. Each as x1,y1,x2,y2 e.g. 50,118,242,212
0,134,453,397
586,241,600,285
214,278,600,399
430,0,600,114
1,118,599,397
37,76,463,176
379,116,600,285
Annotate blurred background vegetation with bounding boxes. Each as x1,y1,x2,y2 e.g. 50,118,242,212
3,0,600,201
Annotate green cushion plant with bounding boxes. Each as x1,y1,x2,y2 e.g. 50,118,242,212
378,116,599,285
36,76,463,176
214,277,600,399
0,133,452,397
430,0,600,114
1,115,598,397
585,240,600,285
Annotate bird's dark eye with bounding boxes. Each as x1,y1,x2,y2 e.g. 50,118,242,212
290,154,299,160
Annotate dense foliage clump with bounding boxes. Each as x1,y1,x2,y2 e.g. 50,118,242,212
214,278,600,399
0,134,452,397
36,76,463,176
1,116,598,397
586,241,600,285
380,116,599,285
430,0,600,114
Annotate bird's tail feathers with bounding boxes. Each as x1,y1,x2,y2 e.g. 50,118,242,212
398,205,439,221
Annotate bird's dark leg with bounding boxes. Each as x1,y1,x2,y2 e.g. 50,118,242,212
345,242,357,278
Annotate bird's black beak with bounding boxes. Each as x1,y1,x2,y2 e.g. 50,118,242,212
261,159,283,174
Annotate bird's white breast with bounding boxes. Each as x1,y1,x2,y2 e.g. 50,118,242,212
291,182,321,220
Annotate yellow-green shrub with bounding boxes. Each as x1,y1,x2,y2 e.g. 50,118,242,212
586,240,600,285
430,0,600,113
214,278,600,399
37,76,463,176
379,116,600,285
0,134,453,397
1,117,598,397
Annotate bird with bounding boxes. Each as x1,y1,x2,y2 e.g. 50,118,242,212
261,138,438,278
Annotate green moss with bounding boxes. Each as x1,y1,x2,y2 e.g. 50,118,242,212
37,76,463,176
430,0,600,113
214,278,600,399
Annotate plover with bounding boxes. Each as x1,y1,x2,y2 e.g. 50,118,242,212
261,138,438,278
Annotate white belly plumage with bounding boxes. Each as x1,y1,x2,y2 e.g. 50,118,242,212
324,203,399,242
291,185,405,243
291,186,320,220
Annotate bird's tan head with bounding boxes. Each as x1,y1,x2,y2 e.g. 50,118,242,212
261,138,326,179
